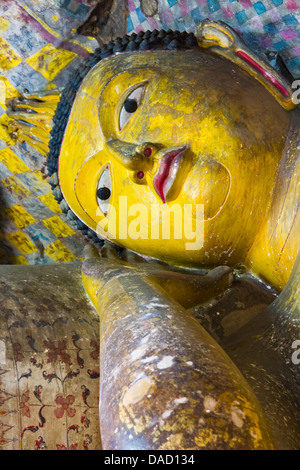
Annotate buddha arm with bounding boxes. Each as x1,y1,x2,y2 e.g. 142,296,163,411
81,246,274,450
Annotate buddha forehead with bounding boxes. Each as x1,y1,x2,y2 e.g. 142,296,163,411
73,49,223,147
80,49,220,97
63,49,288,168
76,48,264,118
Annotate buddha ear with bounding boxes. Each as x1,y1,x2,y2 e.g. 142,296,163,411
195,19,296,111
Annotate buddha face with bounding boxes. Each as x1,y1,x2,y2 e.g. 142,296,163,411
58,50,290,267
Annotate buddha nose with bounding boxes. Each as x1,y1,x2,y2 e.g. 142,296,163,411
106,139,159,171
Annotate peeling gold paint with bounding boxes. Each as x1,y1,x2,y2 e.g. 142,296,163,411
194,428,217,448
158,433,184,450
122,377,153,406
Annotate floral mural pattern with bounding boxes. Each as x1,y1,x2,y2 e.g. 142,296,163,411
0,263,101,450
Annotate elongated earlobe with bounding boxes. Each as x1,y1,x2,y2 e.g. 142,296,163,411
195,19,296,111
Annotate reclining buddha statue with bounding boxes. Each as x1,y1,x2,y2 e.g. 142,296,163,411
1,20,299,450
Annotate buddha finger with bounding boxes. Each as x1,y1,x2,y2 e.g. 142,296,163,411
100,241,120,260
22,88,63,102
83,243,101,261
12,98,57,115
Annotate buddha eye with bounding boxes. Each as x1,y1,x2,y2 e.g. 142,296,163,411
97,165,111,216
119,85,145,131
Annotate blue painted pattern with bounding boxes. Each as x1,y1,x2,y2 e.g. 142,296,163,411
127,0,300,77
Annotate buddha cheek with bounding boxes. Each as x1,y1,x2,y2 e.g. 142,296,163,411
180,159,231,221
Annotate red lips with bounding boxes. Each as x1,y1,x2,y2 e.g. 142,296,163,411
153,146,188,203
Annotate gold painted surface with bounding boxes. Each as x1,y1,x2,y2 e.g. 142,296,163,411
59,49,297,289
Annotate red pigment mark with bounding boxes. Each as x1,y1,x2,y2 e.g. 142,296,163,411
144,147,152,157
137,171,144,179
